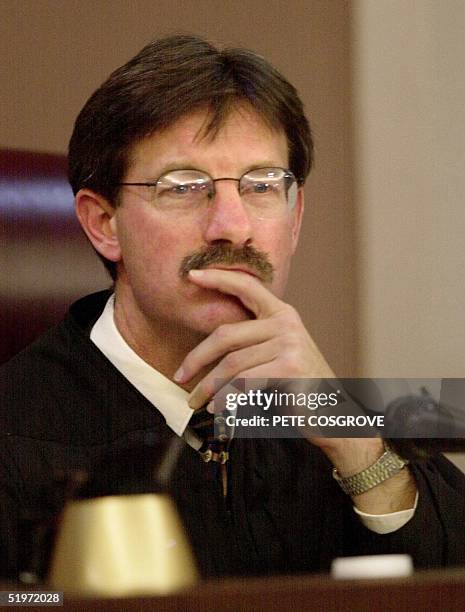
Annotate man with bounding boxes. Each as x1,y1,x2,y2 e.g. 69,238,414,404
1,35,464,580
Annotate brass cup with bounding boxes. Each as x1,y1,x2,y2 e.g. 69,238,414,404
48,493,199,597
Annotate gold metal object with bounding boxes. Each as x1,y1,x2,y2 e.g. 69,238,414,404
199,448,229,464
200,448,213,462
48,493,199,597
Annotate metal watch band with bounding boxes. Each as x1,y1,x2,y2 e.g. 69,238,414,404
332,443,409,496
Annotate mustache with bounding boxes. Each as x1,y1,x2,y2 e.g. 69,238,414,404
179,243,274,283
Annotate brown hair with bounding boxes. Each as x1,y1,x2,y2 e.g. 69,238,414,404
68,35,313,279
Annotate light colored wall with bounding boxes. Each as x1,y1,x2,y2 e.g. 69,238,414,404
5,2,462,381
352,0,465,377
0,0,356,376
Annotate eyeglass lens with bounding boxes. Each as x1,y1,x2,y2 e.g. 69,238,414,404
154,168,297,217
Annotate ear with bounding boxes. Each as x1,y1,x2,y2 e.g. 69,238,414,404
75,189,121,263
290,187,305,253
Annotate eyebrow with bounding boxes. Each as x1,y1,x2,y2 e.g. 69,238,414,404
144,161,287,181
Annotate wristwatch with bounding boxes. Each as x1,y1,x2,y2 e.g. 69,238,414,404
332,442,409,496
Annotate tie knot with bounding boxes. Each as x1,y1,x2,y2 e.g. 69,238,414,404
189,408,229,464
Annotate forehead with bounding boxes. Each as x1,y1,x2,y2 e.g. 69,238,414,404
126,106,289,178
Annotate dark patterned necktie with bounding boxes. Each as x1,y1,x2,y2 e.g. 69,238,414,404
189,408,229,464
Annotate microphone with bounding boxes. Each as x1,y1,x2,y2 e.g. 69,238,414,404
385,386,465,459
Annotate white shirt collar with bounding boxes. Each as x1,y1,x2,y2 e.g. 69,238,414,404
90,294,195,439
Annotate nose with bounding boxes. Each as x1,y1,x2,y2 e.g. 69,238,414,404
202,181,253,246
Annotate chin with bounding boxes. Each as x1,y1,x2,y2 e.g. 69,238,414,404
187,297,252,334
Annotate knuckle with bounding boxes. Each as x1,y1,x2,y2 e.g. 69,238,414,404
223,352,239,371
275,309,307,341
278,352,304,377
214,324,231,343
284,332,299,346
276,304,298,324
279,332,302,353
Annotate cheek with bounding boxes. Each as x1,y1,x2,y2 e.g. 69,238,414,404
117,220,188,315
256,218,295,258
117,212,203,288
254,220,296,294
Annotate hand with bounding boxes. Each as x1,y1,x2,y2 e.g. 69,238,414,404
175,268,417,511
174,268,334,410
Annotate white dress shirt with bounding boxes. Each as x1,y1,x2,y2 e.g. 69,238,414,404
90,294,417,534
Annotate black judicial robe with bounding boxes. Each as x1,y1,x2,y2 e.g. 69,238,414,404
1,291,465,579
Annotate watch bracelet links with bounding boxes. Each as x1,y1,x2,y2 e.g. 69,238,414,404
332,443,409,496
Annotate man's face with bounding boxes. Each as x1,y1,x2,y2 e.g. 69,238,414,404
111,106,303,339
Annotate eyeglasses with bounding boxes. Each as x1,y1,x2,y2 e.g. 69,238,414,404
118,167,299,219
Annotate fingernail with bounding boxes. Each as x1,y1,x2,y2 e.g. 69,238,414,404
189,269,204,277
206,401,215,414
173,367,184,382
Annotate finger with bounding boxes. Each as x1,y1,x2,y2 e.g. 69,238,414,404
203,361,294,414
176,318,277,384
188,338,281,410
188,268,285,319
